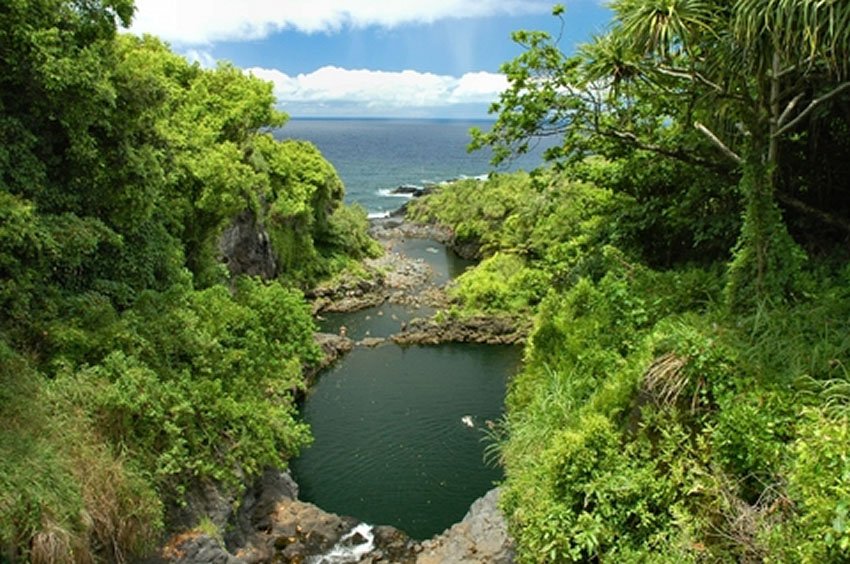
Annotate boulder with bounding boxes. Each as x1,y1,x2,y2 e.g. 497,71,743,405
390,184,425,196
314,333,354,367
449,237,483,261
161,533,241,564
357,337,387,348
417,488,515,564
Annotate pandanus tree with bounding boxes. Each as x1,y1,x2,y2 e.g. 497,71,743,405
474,0,850,309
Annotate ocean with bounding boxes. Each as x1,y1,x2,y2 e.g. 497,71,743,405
277,118,553,217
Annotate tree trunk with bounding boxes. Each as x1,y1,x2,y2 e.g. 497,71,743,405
724,51,804,310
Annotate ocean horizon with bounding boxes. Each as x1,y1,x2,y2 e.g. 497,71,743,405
277,117,556,216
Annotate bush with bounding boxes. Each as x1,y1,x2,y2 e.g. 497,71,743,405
0,342,162,563
451,253,550,313
62,278,317,493
781,410,850,560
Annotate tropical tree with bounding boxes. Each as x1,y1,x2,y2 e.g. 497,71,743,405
474,0,850,308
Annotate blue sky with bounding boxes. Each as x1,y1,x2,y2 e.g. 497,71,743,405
129,1,611,118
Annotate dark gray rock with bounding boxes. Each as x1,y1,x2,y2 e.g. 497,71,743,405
391,184,425,196
166,478,239,539
417,488,515,564
449,237,483,261
225,469,299,550
219,209,277,280
161,534,241,564
371,525,417,563
393,315,529,346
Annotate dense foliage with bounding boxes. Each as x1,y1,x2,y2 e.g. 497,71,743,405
0,1,375,560
412,2,850,561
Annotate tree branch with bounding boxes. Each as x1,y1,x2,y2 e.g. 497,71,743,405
656,66,724,93
596,128,729,173
694,122,743,164
775,82,850,137
775,55,817,79
777,93,805,127
777,192,850,235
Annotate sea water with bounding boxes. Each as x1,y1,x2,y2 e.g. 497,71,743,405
278,118,553,216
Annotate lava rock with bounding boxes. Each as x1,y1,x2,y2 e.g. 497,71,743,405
219,208,277,280
417,488,515,564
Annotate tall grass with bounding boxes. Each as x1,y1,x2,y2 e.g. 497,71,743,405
0,345,161,562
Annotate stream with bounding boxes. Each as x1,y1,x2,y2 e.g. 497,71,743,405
292,239,521,541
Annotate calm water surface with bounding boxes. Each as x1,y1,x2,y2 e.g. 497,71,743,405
293,242,520,539
291,343,521,540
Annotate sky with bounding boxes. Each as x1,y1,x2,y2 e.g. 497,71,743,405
128,1,612,119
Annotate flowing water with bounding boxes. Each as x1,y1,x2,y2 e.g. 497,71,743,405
293,242,521,540
285,120,533,542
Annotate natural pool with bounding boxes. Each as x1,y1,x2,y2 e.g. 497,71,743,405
292,241,520,540
291,342,521,540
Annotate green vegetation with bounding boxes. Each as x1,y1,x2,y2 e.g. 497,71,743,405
412,1,850,561
0,1,375,560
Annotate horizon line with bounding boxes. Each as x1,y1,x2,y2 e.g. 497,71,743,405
285,115,497,122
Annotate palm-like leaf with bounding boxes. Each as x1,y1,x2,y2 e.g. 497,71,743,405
611,0,720,55
580,31,643,88
735,0,850,76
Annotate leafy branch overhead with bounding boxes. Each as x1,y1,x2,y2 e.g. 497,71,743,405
474,0,850,307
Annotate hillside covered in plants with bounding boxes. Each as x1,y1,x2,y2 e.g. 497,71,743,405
409,1,850,561
0,1,376,560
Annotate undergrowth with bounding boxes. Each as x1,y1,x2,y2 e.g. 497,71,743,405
413,170,850,562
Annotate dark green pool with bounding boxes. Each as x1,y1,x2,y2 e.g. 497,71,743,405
291,342,520,540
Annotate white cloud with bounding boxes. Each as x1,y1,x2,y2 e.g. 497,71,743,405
130,0,550,45
248,66,508,113
183,49,216,69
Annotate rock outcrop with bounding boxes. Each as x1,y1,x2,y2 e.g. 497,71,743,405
314,332,354,367
449,238,483,261
161,532,240,564
159,469,423,563
310,222,451,314
219,209,277,280
417,488,515,564
392,315,530,346
368,218,453,244
162,484,515,563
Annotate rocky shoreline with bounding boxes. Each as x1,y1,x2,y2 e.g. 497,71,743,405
159,217,521,563
310,217,528,347
162,469,513,564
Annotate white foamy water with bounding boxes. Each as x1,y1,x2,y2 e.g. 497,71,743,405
309,523,375,564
